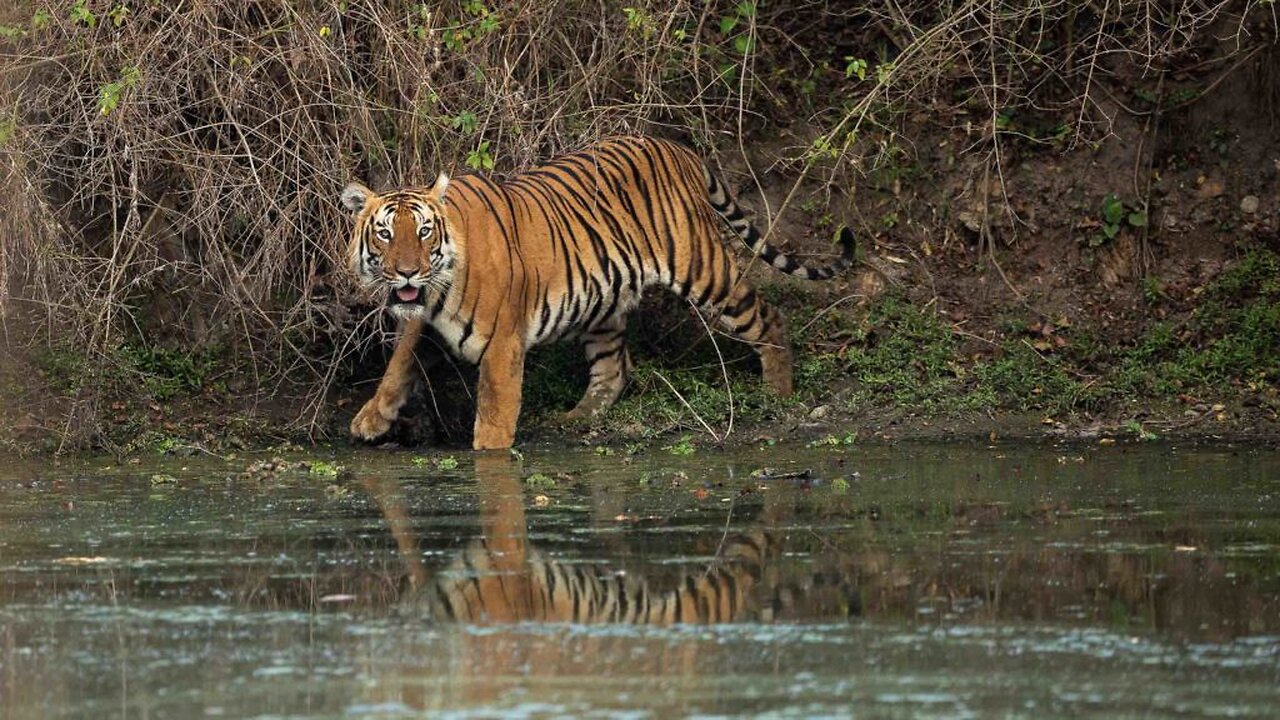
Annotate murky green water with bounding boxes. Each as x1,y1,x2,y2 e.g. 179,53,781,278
1,442,1278,718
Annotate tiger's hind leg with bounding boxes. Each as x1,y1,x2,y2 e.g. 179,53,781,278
688,272,793,397
565,317,633,420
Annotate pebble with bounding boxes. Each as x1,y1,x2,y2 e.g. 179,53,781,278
809,405,829,419
1240,195,1260,214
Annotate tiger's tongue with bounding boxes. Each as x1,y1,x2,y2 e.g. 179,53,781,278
396,287,420,303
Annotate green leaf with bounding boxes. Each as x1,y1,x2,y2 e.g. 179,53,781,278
69,0,96,28
450,110,478,134
1102,223,1119,239
0,115,16,148
1127,211,1148,228
1101,193,1125,224
733,35,753,54
719,15,738,34
844,57,867,80
466,140,494,170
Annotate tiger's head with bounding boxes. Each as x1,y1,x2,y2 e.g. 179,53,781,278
340,174,456,317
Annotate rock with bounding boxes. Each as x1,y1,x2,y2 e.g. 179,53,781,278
809,405,830,419
1240,195,1260,214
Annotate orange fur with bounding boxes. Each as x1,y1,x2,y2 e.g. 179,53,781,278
341,137,854,449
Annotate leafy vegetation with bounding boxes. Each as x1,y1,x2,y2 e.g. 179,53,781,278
36,341,223,402
1089,193,1148,247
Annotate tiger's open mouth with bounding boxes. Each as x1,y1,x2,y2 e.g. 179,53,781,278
389,286,424,305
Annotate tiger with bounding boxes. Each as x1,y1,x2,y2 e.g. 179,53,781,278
361,457,858,626
340,136,855,449
409,530,783,625
420,539,858,625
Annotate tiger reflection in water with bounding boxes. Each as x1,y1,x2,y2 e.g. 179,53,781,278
362,452,857,625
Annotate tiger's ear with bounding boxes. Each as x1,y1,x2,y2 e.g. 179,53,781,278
432,172,449,201
340,182,372,214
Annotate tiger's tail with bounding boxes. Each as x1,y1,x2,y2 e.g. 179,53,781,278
703,165,856,280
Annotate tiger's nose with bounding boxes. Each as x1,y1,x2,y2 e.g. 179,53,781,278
394,265,417,278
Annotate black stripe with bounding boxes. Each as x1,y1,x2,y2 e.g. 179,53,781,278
686,576,703,621
585,343,622,366
722,571,738,619
615,575,629,622
457,318,474,349
726,289,758,318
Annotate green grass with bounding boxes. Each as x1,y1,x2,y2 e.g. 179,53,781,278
118,343,223,400
35,340,227,402
971,344,1081,414
1090,249,1280,401
839,295,967,410
521,315,784,439
35,346,91,394
525,248,1278,439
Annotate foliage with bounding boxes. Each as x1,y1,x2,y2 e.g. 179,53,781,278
808,432,857,448
666,435,696,456
1090,193,1148,247
524,472,556,489
836,295,967,411
308,461,344,478
36,340,222,402
411,455,459,470
118,343,221,400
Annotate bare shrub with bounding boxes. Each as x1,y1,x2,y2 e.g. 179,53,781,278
0,1,1269,445
0,1,764,439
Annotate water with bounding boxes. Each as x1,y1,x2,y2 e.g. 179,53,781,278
1,441,1278,718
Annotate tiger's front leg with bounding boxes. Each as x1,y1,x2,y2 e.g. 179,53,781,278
472,338,525,450
351,316,426,441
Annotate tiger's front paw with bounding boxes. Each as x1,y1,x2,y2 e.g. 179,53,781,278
350,397,394,441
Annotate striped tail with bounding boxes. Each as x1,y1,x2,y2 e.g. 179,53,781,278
704,166,856,280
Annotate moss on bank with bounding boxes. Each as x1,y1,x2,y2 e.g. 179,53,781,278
524,248,1280,444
